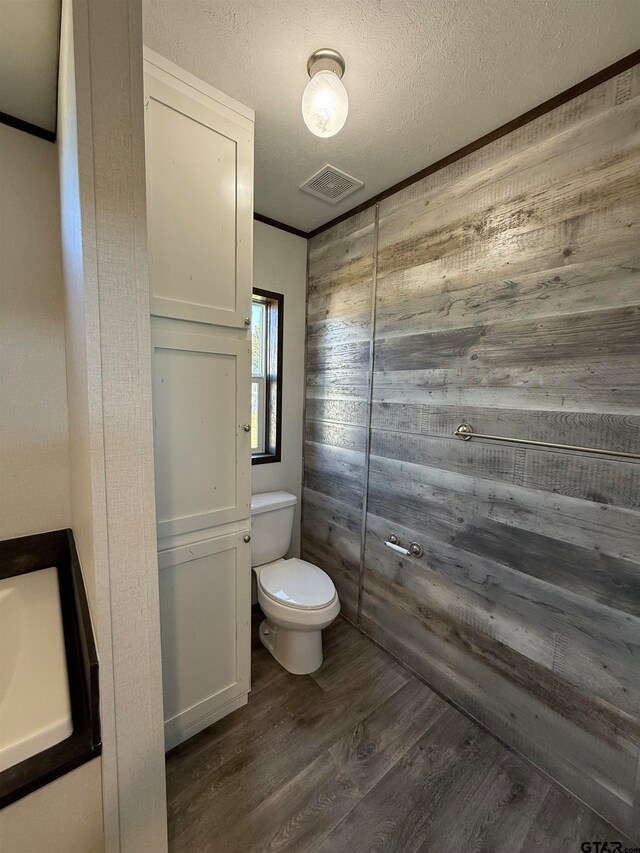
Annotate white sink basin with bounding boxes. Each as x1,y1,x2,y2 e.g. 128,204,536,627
0,567,73,771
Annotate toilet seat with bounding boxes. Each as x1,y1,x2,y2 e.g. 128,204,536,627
257,558,336,610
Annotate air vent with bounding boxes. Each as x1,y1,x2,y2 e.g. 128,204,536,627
300,164,364,204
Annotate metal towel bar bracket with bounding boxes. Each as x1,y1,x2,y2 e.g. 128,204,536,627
455,423,640,461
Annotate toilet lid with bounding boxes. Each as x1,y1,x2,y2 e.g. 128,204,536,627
258,559,336,610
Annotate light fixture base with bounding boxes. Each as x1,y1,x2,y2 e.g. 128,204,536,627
307,48,345,79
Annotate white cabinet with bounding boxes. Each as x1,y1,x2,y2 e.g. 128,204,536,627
151,328,251,538
158,531,251,750
144,49,254,749
144,52,253,329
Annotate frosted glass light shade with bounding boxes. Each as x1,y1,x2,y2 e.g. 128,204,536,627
301,70,348,138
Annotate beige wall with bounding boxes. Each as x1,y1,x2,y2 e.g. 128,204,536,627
0,116,103,852
252,221,307,557
0,123,70,540
0,759,103,853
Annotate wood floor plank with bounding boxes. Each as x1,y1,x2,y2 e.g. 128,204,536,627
214,680,452,853
520,785,633,853
328,677,449,794
416,742,551,853
165,660,318,828
207,750,361,853
249,639,294,698
165,644,292,775
167,621,407,851
317,709,487,853
309,617,408,693
315,708,487,853
359,586,638,835
167,618,631,853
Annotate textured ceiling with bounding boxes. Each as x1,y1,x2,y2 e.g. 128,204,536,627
143,0,640,233
0,0,61,133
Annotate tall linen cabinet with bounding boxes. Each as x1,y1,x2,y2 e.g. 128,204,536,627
143,49,254,749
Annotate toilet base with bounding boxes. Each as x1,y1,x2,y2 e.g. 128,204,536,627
259,618,323,675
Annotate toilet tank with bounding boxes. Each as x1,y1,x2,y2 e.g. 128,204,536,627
251,491,297,567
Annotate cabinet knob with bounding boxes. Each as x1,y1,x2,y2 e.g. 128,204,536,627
244,317,251,326
243,534,251,543
243,423,251,432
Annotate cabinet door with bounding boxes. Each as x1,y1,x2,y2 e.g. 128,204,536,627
144,72,253,328
152,328,251,539
158,531,251,749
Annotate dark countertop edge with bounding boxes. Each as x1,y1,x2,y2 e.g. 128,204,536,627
0,735,101,810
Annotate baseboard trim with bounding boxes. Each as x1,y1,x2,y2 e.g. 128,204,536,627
164,692,248,752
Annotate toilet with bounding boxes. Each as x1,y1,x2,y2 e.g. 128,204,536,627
251,491,340,674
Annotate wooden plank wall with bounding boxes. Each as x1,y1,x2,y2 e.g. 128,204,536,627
302,64,640,838
303,208,375,622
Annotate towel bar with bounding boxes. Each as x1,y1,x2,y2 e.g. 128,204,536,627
454,423,640,461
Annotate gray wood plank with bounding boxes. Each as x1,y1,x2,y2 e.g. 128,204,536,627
519,785,633,853
415,741,551,853
369,430,640,510
305,419,367,452
366,453,640,563
303,442,366,508
316,709,493,853
378,204,640,285
167,624,406,850
371,359,640,412
376,256,640,336
371,402,640,456
360,574,640,769
305,397,369,427
358,588,637,836
364,510,640,721
211,750,361,853
366,470,640,619
328,677,449,792
374,306,640,373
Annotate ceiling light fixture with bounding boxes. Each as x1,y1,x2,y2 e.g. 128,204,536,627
301,49,348,138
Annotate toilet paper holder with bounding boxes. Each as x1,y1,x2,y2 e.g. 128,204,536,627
385,534,423,558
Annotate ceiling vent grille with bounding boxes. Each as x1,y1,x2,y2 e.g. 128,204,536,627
299,164,363,204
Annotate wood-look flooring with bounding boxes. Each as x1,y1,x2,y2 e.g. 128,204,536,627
166,616,631,852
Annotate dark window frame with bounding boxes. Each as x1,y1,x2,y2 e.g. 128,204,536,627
252,288,283,465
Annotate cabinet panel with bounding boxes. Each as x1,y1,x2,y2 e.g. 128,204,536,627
145,73,253,327
152,329,251,538
158,531,251,749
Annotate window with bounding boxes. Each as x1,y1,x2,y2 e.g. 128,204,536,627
251,289,283,463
